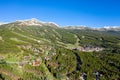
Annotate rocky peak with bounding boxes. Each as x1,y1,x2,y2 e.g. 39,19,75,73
16,18,43,26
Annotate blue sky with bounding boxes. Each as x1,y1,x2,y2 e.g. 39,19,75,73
0,0,120,27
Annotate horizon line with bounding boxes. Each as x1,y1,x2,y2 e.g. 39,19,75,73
0,18,120,28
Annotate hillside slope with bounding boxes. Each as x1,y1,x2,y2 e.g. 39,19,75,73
0,20,120,80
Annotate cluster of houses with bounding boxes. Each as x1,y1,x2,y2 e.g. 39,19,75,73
18,61,28,68
31,58,41,66
20,45,55,54
74,46,104,52
0,56,4,60
17,44,58,68
17,48,57,68
18,56,42,68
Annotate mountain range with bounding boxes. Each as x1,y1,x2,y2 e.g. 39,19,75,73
1,18,120,31
0,18,120,80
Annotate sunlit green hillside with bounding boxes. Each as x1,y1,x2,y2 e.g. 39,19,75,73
0,21,120,80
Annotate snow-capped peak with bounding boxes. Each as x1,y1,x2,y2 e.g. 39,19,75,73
15,18,59,27
44,22,60,27
16,18,43,26
16,18,39,22
29,18,40,22
103,26,120,29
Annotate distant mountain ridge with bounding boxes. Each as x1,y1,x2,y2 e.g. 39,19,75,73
64,26,120,31
0,18,120,31
0,18,59,28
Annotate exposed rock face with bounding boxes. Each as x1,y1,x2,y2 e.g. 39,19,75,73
14,18,59,28
16,18,43,26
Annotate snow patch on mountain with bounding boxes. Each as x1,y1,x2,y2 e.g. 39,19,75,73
16,18,43,26
103,26,119,29
99,26,120,31
64,26,120,31
44,22,60,27
15,18,59,27
64,26,89,29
